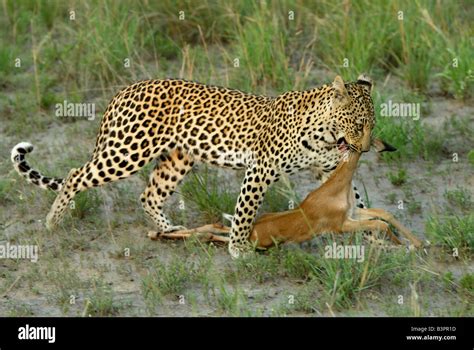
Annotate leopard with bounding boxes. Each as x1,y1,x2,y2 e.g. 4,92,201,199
11,74,377,258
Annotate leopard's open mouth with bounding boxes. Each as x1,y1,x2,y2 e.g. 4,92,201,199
337,137,348,152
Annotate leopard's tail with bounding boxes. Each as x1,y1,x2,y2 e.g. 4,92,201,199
11,142,64,192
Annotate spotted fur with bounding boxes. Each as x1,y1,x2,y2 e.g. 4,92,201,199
11,75,376,258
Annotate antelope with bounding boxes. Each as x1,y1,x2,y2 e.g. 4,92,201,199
149,127,423,250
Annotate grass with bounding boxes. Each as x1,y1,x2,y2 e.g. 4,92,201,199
212,280,248,316
407,200,422,216
141,248,214,312
0,178,16,203
263,176,300,212
229,2,294,92
424,185,474,258
0,0,472,318
373,90,444,163
426,215,474,257
437,39,474,100
288,280,322,314
6,302,35,317
234,250,281,283
388,168,407,186
444,186,473,213
180,166,238,223
459,273,474,296
142,258,193,297
282,248,320,280
468,150,474,166
84,279,127,316
1,1,471,97
69,190,102,219
44,265,84,312
310,236,407,310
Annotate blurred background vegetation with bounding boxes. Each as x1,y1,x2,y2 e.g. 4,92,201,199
1,0,472,96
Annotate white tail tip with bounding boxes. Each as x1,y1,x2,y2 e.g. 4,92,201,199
11,142,34,163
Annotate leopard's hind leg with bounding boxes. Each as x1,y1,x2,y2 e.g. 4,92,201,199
141,149,194,233
46,142,166,229
45,154,149,229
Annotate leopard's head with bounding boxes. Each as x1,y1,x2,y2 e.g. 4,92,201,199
331,74,375,153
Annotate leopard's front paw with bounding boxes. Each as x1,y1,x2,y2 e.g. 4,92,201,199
228,241,253,259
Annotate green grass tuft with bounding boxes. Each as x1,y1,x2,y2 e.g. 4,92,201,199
180,166,238,223
388,168,407,186
426,214,473,257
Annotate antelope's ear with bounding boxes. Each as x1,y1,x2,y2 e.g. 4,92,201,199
356,74,373,94
332,75,350,108
372,137,397,153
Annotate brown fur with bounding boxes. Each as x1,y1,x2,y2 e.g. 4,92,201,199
151,131,423,249
249,128,422,248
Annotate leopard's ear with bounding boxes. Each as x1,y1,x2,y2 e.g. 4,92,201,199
332,75,350,108
356,74,373,94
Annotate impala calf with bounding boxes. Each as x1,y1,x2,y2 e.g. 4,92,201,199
150,130,423,250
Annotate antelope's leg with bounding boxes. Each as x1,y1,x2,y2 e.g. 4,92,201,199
354,208,422,247
341,218,401,244
148,224,230,243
